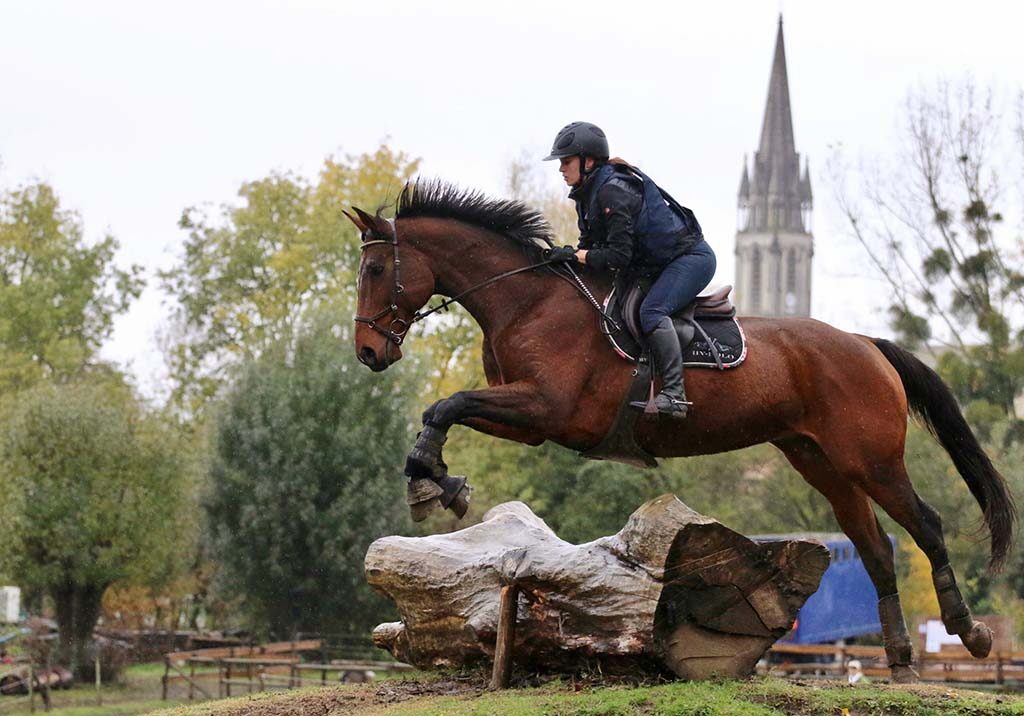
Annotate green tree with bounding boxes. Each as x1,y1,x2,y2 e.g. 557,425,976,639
0,380,198,675
160,144,420,410
204,300,414,638
505,151,578,245
829,80,1024,428
0,182,143,393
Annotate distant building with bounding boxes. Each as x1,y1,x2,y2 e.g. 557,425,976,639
735,16,814,317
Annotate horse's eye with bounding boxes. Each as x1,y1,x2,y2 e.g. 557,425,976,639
368,263,385,276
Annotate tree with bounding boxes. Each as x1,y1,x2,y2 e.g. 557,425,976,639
0,380,198,675
204,299,415,638
160,144,420,410
505,151,579,245
0,182,143,393
829,80,1024,428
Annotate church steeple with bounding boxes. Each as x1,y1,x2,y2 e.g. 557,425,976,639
757,15,796,164
734,15,814,319
739,14,810,234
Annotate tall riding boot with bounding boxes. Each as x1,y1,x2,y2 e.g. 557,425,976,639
632,316,690,419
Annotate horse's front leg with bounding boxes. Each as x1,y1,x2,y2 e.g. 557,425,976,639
406,381,550,521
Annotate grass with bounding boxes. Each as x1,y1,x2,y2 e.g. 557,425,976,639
6,665,1024,716
142,674,1024,716
379,679,1024,716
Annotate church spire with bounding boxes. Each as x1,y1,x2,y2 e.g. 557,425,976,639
757,15,796,163
734,15,814,320
738,155,750,200
741,14,808,234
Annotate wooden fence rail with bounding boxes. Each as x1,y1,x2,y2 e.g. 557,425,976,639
763,643,1024,684
161,640,413,701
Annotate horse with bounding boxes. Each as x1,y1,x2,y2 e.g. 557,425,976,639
346,179,1016,682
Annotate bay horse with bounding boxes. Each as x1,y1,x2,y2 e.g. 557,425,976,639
347,180,1015,682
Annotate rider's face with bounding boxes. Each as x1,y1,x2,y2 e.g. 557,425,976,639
559,156,582,187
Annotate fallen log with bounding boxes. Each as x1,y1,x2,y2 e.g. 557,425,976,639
367,495,829,680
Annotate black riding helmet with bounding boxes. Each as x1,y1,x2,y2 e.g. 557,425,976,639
543,122,610,162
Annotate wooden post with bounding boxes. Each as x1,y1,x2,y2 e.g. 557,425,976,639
217,660,224,699
95,653,102,707
189,660,195,700
489,584,519,690
28,666,35,714
43,651,51,711
226,662,232,697
162,658,170,700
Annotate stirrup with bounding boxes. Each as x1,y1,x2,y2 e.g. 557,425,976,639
630,393,691,419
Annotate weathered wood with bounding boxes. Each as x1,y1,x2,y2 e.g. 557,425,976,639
489,585,519,689
367,495,830,679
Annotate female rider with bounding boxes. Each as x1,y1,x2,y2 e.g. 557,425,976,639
543,121,717,419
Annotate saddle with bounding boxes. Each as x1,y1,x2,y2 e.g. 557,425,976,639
602,283,746,369
581,283,747,469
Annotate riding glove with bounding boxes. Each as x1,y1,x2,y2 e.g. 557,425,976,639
546,246,578,263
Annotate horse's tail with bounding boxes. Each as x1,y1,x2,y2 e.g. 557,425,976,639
872,337,1016,572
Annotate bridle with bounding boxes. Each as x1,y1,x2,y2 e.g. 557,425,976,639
353,221,414,349
354,218,617,357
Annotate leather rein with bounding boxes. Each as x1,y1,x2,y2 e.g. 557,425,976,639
354,220,616,350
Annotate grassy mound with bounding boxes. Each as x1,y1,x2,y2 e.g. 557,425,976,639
144,673,1024,716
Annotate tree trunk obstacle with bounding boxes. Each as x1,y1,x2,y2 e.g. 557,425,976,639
367,495,830,681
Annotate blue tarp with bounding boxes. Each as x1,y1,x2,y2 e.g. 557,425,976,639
755,533,893,644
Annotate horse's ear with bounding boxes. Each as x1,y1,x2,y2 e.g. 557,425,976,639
353,207,393,238
343,209,367,233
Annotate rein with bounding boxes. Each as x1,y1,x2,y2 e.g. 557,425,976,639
354,219,617,350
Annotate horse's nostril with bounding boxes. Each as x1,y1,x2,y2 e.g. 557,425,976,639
359,347,377,366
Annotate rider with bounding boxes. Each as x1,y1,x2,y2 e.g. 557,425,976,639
543,121,717,419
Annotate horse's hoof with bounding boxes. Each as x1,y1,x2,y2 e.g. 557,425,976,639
437,475,471,519
445,486,471,519
962,621,993,658
407,477,444,506
890,664,919,684
409,497,441,523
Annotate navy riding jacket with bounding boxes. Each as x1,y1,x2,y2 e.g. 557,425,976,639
569,162,702,276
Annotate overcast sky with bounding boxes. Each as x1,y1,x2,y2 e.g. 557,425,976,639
2,0,1023,396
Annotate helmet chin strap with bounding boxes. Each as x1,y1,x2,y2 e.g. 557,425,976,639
573,155,591,188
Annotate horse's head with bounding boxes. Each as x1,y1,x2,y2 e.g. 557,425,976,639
346,207,435,371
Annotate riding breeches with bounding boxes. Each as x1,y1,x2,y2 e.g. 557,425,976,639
638,239,717,335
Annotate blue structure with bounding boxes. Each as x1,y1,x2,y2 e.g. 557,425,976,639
754,533,895,644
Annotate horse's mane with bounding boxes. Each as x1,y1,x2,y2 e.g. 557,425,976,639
395,179,554,253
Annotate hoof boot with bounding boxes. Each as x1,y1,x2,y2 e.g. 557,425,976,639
405,452,445,481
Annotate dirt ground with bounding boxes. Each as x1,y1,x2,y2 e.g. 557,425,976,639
153,674,488,716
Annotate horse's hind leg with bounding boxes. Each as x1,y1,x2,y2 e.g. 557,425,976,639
856,462,993,658
775,437,918,682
